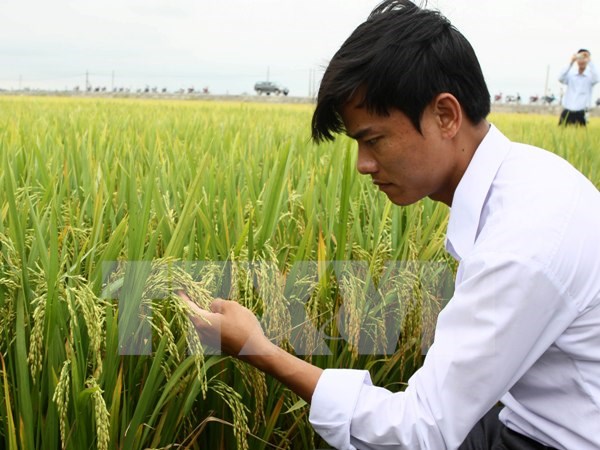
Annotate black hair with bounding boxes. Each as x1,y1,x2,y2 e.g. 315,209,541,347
311,0,490,142
578,49,590,54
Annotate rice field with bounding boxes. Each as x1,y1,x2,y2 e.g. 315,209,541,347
0,95,598,450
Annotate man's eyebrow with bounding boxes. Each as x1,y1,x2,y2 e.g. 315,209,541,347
346,127,372,140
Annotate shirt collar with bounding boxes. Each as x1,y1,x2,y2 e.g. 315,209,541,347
445,124,511,261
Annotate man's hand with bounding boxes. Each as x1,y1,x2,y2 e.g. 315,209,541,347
178,292,275,359
178,291,323,403
573,51,591,64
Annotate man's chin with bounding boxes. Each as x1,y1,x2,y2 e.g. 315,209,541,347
386,193,420,207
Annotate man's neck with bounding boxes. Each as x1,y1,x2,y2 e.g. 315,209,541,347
433,120,491,207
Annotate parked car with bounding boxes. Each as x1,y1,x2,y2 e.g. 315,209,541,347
254,81,289,96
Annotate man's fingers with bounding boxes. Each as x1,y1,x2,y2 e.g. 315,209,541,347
176,291,196,313
189,309,220,329
178,292,204,315
177,291,219,324
182,297,222,331
177,291,226,315
177,290,191,301
210,298,227,313
175,291,226,353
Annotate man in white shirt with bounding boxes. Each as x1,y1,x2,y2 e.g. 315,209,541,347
558,49,598,126
181,1,600,448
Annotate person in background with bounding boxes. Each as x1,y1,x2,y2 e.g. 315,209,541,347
181,1,600,449
558,49,598,126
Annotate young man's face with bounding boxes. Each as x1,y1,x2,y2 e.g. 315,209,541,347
340,93,462,206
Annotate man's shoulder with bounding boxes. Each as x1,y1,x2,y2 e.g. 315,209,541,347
474,142,595,263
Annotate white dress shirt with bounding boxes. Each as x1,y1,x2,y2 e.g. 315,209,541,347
558,61,598,111
309,125,600,450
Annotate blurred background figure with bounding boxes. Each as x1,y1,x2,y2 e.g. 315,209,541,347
558,49,598,126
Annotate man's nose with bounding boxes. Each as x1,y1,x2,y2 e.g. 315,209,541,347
356,146,377,175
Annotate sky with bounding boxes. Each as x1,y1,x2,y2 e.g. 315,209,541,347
1,0,599,100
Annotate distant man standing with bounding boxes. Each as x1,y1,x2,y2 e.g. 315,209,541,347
558,49,598,126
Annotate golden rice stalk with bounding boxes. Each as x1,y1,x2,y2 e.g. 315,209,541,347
351,240,392,286
25,261,53,382
27,292,47,382
387,263,440,352
409,264,446,352
186,323,207,397
68,280,106,375
232,358,267,430
229,245,293,348
255,253,292,348
86,376,110,450
191,261,224,295
149,307,181,377
340,273,364,359
0,233,20,296
227,251,254,308
52,359,71,449
64,284,80,345
300,279,334,358
210,379,250,450
282,271,322,356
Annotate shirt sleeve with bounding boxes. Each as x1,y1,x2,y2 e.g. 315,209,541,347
587,61,599,85
309,369,372,450
558,64,573,84
308,252,579,450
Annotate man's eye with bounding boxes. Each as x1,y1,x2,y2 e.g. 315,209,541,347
366,138,379,146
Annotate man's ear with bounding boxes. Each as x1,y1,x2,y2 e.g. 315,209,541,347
431,93,462,139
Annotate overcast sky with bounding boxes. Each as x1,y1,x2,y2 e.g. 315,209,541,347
2,0,599,99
